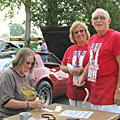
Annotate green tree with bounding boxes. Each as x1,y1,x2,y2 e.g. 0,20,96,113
32,28,38,35
0,0,120,41
2,33,9,36
31,0,120,36
24,0,31,48
81,0,120,35
31,0,84,26
10,23,24,36
0,0,32,47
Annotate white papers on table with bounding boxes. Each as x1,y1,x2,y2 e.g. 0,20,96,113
42,106,62,112
58,110,94,119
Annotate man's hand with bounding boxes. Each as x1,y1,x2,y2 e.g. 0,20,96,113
75,76,86,87
114,90,120,105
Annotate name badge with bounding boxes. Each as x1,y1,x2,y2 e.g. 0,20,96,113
73,76,80,85
88,66,98,82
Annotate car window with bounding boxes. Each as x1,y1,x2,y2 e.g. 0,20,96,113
40,54,60,68
40,54,59,63
0,53,16,71
0,52,39,71
36,61,38,66
0,40,6,52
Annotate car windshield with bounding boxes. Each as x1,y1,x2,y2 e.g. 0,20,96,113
40,54,60,64
0,40,6,52
0,53,16,71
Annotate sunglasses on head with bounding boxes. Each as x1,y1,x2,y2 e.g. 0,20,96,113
26,61,34,66
93,16,106,21
73,29,85,35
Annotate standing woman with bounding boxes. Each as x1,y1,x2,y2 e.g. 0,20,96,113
60,21,91,108
38,39,48,61
0,48,47,119
39,39,48,52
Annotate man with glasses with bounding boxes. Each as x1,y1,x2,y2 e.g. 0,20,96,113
76,8,120,113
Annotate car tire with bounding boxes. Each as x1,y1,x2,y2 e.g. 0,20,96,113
36,81,52,105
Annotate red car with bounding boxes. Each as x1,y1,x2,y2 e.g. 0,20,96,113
0,51,68,104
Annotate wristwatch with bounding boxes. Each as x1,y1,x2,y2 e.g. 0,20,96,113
117,88,120,91
27,101,29,108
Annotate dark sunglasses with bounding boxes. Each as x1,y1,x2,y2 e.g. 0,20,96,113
93,16,106,21
73,30,85,35
26,61,34,66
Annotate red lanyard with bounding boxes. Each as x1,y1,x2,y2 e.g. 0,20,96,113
76,41,87,67
92,43,100,60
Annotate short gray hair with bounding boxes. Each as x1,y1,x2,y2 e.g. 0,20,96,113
92,8,110,19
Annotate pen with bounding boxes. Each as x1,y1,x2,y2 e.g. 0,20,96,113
36,93,44,101
39,96,44,102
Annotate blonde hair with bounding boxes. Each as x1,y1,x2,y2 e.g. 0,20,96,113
92,8,110,19
69,21,90,44
12,48,36,75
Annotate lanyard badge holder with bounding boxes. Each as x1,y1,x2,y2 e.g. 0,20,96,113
76,86,89,108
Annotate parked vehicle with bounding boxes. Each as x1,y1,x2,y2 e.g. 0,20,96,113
0,38,19,52
0,51,68,105
40,26,73,61
10,33,42,41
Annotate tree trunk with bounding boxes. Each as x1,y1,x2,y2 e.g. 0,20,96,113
24,0,31,47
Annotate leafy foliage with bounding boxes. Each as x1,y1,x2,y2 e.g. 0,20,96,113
0,0,120,38
31,0,84,26
0,0,23,22
10,23,24,36
30,0,120,36
32,28,38,35
83,0,120,35
3,33,9,36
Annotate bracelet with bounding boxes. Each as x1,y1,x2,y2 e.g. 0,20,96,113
117,88,120,91
27,101,29,108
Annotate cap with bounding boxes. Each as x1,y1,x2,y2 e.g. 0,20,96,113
39,40,42,43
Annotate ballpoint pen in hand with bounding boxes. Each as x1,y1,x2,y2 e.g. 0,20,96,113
37,95,48,108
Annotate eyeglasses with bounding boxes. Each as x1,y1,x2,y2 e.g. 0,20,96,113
73,30,85,34
93,16,106,21
26,61,34,66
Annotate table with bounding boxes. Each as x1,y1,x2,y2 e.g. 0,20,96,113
6,103,119,120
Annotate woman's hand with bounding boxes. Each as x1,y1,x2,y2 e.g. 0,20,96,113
29,100,48,109
69,68,84,76
43,103,48,108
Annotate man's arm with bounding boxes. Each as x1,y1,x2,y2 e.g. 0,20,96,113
114,54,120,105
76,62,89,86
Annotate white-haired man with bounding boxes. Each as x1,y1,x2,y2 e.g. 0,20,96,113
76,8,120,113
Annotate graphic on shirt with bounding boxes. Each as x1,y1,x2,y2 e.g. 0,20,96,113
88,43,102,82
72,50,86,85
89,43,102,67
72,50,86,67
20,83,36,101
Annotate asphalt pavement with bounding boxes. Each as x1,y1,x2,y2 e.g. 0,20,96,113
52,95,69,105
